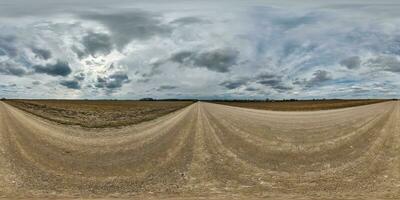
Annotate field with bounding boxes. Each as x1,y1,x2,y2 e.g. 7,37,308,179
212,99,389,111
1,100,400,199
4,100,193,128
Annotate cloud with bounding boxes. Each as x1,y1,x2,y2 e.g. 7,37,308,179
170,16,208,25
140,60,163,79
0,83,16,88
272,11,321,29
73,72,85,81
0,35,18,58
256,73,292,91
303,70,333,88
219,78,249,89
81,11,172,48
367,55,400,73
31,47,52,60
59,72,86,90
170,51,194,63
0,35,29,76
157,85,178,91
220,73,292,92
170,48,239,73
95,71,130,90
193,49,239,72
0,63,27,76
72,46,86,59
340,56,361,69
245,87,259,92
60,80,81,89
32,81,41,85
33,60,72,76
81,32,113,57
2,2,400,99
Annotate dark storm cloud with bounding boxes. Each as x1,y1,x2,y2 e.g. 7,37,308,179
95,71,130,90
273,85,293,91
32,81,41,85
0,83,16,88
33,60,72,76
59,71,86,89
81,11,172,48
170,51,194,63
193,49,239,72
157,85,178,91
309,70,332,85
245,87,259,92
81,32,113,57
367,55,400,72
170,49,239,73
256,73,292,91
220,73,292,91
31,47,52,60
60,80,81,89
340,56,361,69
293,70,332,88
219,78,249,89
170,16,209,25
107,73,130,88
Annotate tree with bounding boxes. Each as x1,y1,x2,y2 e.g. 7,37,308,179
140,98,154,101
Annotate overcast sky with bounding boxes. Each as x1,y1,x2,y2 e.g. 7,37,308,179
1,0,400,99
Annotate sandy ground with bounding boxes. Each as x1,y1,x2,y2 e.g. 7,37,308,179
0,101,400,199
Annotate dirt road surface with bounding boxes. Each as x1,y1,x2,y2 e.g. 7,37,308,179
1,101,400,199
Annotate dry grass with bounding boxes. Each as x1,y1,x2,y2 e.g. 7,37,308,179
211,99,390,111
5,100,193,128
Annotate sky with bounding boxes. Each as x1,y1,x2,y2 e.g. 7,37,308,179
1,0,400,99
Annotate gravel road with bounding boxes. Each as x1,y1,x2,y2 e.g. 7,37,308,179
0,101,399,199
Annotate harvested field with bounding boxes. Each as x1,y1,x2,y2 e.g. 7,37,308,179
4,100,193,128
0,100,400,199
212,99,388,111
